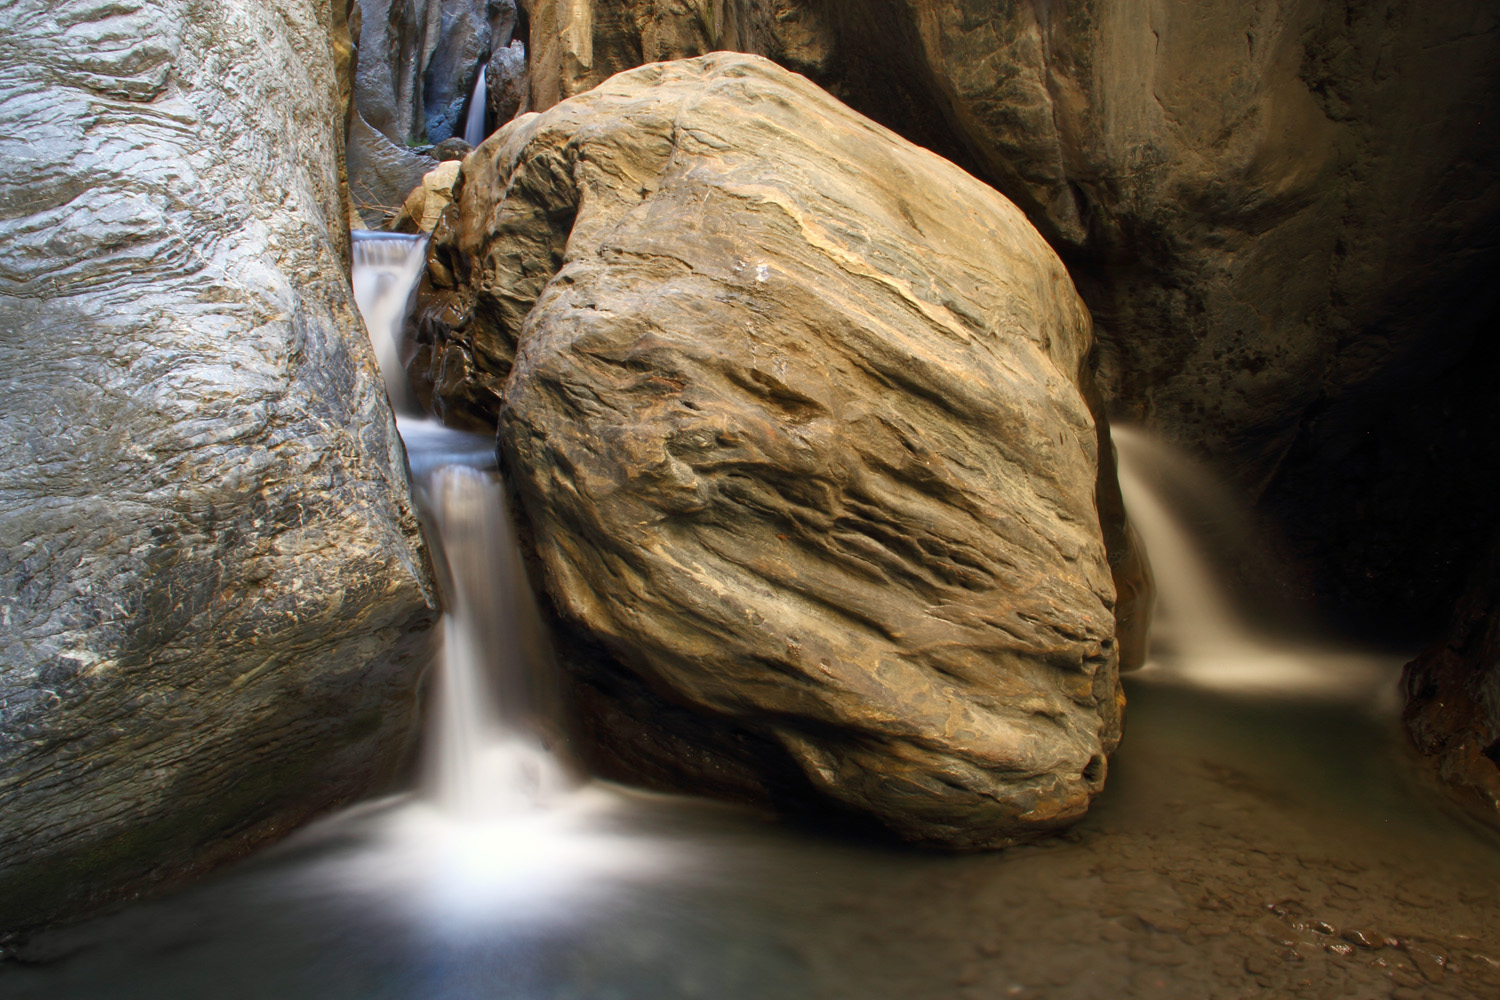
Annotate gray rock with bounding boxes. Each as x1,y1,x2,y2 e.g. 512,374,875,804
417,53,1129,846
0,0,437,931
486,39,529,128
347,112,439,227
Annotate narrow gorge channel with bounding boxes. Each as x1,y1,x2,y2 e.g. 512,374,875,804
3,2,1499,997
5,235,1498,1000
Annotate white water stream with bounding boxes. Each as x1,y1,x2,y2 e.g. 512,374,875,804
350,232,427,414
1112,425,1399,702
340,231,662,923
463,65,489,147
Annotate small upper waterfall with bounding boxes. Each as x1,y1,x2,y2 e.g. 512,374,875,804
350,231,427,414
463,64,489,147
1112,425,1399,701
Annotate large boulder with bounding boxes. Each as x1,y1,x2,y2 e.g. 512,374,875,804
0,0,436,931
518,0,1500,636
413,53,1131,846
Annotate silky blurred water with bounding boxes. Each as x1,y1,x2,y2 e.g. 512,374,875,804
6,256,1498,1000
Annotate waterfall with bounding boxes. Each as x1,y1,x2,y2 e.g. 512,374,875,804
1111,426,1250,661
350,231,426,414
463,64,489,147
349,231,570,821
1111,425,1399,700
342,229,660,925
427,464,568,818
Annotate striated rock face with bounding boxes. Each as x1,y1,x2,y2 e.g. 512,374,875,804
416,53,1128,846
1403,541,1500,828
0,0,436,931
518,0,1500,636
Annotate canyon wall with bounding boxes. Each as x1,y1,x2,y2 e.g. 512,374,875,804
0,0,436,931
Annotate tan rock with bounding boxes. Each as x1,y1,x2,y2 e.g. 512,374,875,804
393,158,463,233
416,53,1127,846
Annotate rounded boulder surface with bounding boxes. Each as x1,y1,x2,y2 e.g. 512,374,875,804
423,53,1124,846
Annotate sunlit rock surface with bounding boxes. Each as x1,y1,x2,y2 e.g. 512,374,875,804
393,159,462,233
415,53,1128,846
0,0,436,930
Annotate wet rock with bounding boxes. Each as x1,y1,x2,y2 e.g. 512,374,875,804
0,0,436,932
1405,944,1447,984
422,53,1127,846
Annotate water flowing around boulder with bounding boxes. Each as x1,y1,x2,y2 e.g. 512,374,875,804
411,53,1140,847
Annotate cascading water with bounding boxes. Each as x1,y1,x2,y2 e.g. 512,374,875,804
338,232,662,921
350,231,427,414
1112,425,1399,701
351,227,569,817
426,463,568,818
463,64,489,147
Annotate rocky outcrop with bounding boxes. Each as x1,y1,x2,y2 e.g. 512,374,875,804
0,0,436,931
486,38,530,126
1403,540,1500,827
393,159,463,233
353,0,517,146
345,0,523,221
518,0,1500,636
413,53,1129,846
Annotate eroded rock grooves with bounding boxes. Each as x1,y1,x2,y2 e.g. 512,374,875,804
414,53,1133,846
0,0,436,931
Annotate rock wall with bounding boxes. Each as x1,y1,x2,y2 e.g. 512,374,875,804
0,0,436,931
517,0,1500,637
413,53,1130,846
1403,541,1500,828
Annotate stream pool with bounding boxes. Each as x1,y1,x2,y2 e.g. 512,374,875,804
4,666,1496,1000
